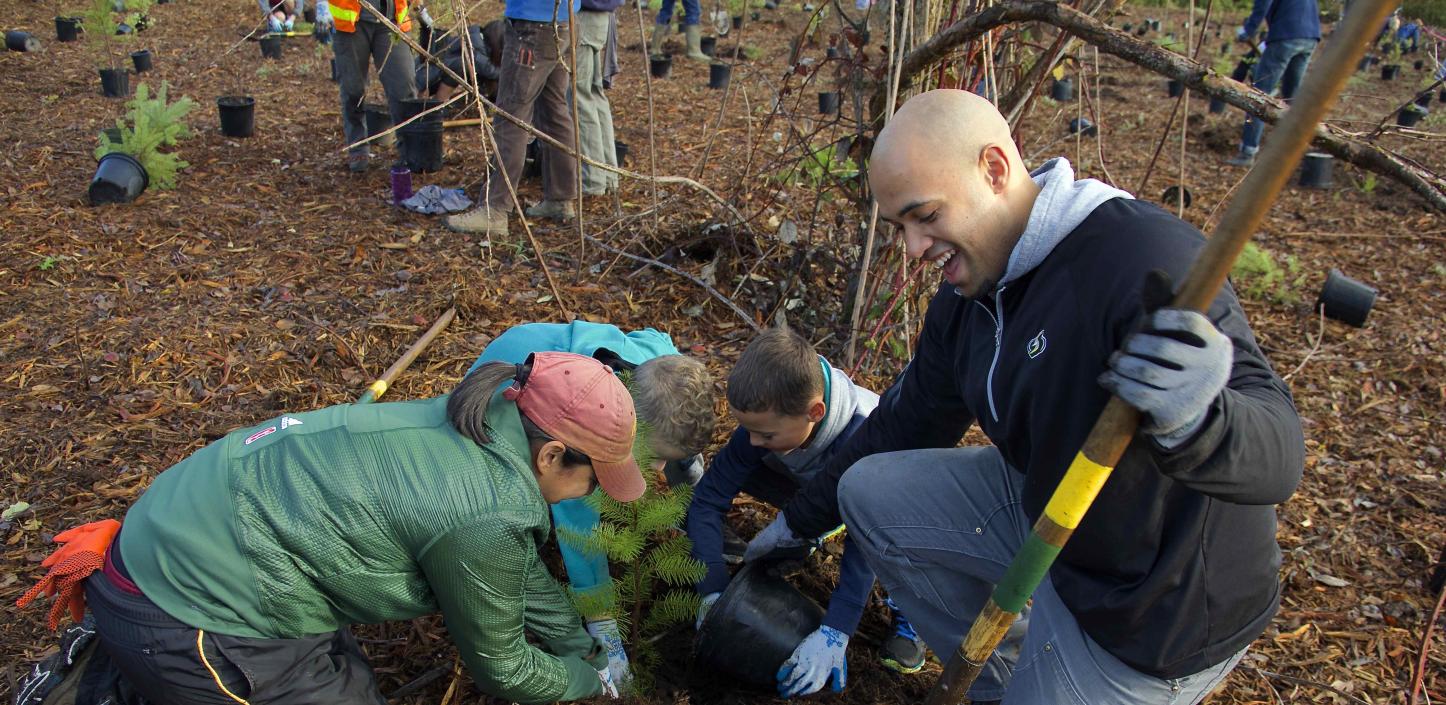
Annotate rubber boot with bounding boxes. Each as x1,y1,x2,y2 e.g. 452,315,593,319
683,25,709,62
648,25,667,56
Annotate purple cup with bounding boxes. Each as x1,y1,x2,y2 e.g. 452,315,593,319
390,166,413,204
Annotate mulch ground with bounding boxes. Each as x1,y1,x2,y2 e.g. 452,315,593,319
1,0,1442,703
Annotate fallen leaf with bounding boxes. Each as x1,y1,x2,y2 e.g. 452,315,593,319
1,501,31,521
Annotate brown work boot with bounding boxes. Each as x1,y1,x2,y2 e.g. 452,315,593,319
446,206,510,236
524,199,576,221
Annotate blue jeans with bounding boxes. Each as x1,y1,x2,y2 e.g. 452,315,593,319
1241,38,1317,154
655,0,700,26
838,447,1246,704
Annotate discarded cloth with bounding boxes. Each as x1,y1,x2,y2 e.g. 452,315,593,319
401,185,473,214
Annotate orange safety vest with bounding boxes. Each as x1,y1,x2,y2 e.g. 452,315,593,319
330,0,412,33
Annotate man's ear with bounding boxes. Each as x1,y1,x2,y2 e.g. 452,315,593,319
807,399,827,423
980,144,1011,194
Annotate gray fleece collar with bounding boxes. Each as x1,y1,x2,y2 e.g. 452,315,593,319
996,158,1134,288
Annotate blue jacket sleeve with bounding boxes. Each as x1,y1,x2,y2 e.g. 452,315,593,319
1241,0,1274,38
550,498,613,605
820,534,873,636
687,427,766,595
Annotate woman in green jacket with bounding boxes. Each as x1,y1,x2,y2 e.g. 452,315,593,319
23,352,643,705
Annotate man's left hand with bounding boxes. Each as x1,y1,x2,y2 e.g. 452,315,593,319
776,625,848,697
1099,308,1232,445
586,619,631,692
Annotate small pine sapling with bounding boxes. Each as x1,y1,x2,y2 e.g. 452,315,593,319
126,0,154,31
557,377,706,693
96,82,195,189
82,0,122,69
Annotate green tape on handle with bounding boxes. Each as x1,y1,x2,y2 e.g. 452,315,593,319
992,533,1060,614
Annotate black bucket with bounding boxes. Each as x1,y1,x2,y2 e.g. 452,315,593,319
614,140,629,166
6,30,40,52
1397,104,1427,127
1050,77,1074,101
818,91,839,115
1068,116,1097,136
1381,64,1399,80
217,95,256,137
364,102,394,146
650,54,671,78
260,34,282,59
708,62,731,89
1208,96,1226,113
1316,269,1375,327
700,35,716,56
99,68,130,97
1162,185,1192,208
1414,92,1432,108
1167,79,1184,97
56,16,81,42
1298,152,1332,189
89,152,149,205
399,121,444,173
693,563,824,688
399,97,442,124
131,49,153,73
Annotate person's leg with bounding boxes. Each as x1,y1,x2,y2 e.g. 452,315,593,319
576,11,617,195
998,578,1246,705
484,21,553,212
682,0,701,25
333,28,372,160
1277,39,1317,103
838,446,1032,703
370,20,417,127
1239,40,1293,156
535,29,578,205
656,0,677,26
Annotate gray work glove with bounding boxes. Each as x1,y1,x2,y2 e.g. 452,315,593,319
1098,272,1232,447
742,512,818,564
695,591,721,630
314,0,334,31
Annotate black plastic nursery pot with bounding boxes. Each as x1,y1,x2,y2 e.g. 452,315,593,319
399,121,444,173
1415,93,1432,108
1381,64,1399,80
1161,185,1192,209
89,152,149,205
732,15,743,29
818,91,839,115
1167,79,1184,97
1297,152,1333,189
131,49,153,73
1397,104,1427,127
708,62,731,89
6,31,40,52
1068,117,1097,136
1208,96,1226,113
259,34,283,59
700,35,716,56
399,97,442,123
750,11,761,21
1414,59,1424,71
1439,89,1446,105
115,23,133,35
99,68,130,98
1050,77,1074,101
56,16,82,42
364,102,394,145
614,140,628,166
694,563,824,688
1121,22,1132,32
1316,269,1375,328
649,54,671,78
826,46,840,59
217,95,256,137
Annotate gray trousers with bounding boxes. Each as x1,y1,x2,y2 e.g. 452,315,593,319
335,20,416,156
485,19,578,210
574,10,617,193
838,447,1245,704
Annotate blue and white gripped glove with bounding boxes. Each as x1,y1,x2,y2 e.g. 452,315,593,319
742,512,816,563
1098,306,1233,448
586,618,631,693
314,0,334,31
777,625,848,697
696,592,721,631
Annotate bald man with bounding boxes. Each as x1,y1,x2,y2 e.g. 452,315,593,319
741,91,1303,704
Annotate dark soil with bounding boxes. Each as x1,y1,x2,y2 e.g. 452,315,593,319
1,1,1442,704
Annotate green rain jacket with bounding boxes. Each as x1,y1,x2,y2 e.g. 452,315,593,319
119,393,605,703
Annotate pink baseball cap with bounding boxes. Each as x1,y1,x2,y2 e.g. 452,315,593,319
503,352,646,502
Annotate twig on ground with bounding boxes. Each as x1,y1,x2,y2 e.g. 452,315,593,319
1283,304,1326,382
1237,666,1372,705
1408,580,1446,705
584,235,761,332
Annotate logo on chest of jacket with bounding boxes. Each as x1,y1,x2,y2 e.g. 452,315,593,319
1026,330,1047,359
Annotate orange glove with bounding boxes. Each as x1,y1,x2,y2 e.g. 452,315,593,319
17,519,122,630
